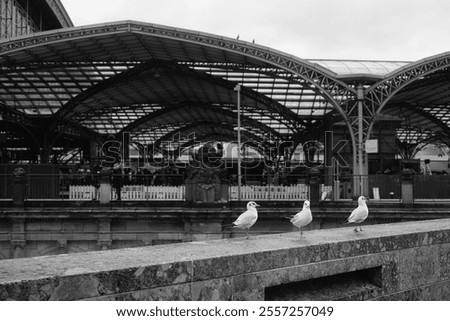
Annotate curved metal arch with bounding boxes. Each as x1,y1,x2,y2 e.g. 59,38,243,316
130,20,355,112
0,20,354,123
55,60,301,132
397,130,450,160
150,123,268,159
147,118,279,149
175,63,301,130
0,20,361,167
53,60,160,120
123,102,282,139
390,103,450,135
151,121,237,148
185,62,327,128
366,52,450,136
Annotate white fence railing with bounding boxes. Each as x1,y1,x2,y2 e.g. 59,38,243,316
69,185,97,200
68,184,323,201
69,185,185,201
229,184,309,201
112,185,185,200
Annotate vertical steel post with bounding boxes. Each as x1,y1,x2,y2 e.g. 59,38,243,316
358,86,363,196
356,84,368,197
234,84,242,201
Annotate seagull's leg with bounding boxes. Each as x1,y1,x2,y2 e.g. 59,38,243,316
300,227,304,238
245,229,250,239
359,225,363,232
353,226,359,232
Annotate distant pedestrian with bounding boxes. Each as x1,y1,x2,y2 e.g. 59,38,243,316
112,164,124,200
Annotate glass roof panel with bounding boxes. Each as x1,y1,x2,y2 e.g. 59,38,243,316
309,60,410,76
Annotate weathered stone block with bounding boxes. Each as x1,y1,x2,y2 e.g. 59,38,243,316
191,278,233,301
1,219,450,300
398,245,440,291
438,243,450,280
86,283,192,301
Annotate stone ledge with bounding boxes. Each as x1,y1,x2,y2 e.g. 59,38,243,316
1,218,450,300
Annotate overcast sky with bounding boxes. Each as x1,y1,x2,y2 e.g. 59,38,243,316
60,0,450,62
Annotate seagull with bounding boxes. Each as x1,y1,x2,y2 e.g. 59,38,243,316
230,201,259,239
343,196,369,232
288,200,312,237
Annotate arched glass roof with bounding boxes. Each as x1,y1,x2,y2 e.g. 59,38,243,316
0,21,345,152
2,20,450,164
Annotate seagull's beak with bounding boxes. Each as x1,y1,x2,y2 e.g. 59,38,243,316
255,203,260,207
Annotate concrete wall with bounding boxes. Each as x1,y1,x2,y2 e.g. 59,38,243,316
3,203,447,260
1,218,450,301
0,205,344,260
0,208,232,259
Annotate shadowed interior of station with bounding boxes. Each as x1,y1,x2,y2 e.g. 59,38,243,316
1,218,450,301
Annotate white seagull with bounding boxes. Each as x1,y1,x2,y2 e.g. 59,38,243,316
288,200,313,237
343,196,369,232
231,201,259,239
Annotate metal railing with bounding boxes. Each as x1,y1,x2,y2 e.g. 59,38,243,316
2,172,450,203
413,175,450,199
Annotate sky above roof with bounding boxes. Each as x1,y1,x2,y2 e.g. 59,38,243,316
60,0,450,62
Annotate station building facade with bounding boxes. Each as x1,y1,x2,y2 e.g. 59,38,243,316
2,0,450,258
2,1,450,199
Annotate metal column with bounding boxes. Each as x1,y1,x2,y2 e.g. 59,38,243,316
234,84,242,201
354,85,369,198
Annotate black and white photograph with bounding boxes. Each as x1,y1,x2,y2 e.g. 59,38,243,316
1,0,450,318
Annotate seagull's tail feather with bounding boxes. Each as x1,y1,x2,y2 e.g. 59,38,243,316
341,219,350,224
284,215,294,220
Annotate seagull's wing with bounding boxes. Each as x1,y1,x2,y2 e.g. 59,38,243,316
233,209,257,229
346,205,368,223
290,209,304,223
345,207,358,223
291,208,312,227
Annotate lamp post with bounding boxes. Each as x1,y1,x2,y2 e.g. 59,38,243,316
234,84,242,201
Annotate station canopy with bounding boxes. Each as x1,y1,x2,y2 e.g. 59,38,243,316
1,20,450,161
314,58,450,147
